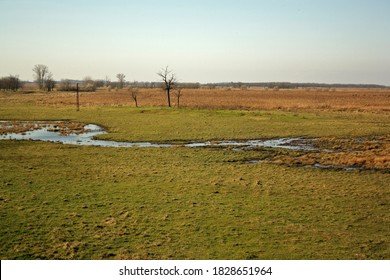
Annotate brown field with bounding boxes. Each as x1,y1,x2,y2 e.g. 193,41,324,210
2,87,390,112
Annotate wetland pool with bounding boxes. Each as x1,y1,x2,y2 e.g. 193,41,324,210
2,120,386,171
0,120,314,150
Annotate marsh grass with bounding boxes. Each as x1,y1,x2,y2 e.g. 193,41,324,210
0,94,389,259
2,87,389,112
0,104,389,142
1,141,389,259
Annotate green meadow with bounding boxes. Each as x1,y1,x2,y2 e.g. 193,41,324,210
0,103,389,259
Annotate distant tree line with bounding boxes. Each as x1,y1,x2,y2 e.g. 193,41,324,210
0,75,22,91
205,82,388,89
57,79,201,92
2,63,389,93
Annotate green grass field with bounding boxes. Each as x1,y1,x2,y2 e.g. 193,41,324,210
0,103,389,259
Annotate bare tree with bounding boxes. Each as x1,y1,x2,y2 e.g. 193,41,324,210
59,79,73,91
157,66,177,107
104,75,111,87
116,73,126,89
94,79,105,88
82,76,96,91
32,64,49,90
174,87,183,108
129,81,139,107
0,75,22,91
45,72,55,92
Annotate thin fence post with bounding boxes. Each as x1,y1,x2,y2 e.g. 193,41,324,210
76,83,80,111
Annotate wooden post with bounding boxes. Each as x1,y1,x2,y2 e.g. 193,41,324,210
76,83,80,111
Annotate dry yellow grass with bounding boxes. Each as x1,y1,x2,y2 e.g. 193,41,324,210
2,87,390,112
266,136,390,170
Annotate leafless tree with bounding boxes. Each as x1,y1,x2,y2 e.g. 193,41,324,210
45,72,55,92
0,75,22,91
94,79,105,88
129,81,139,107
32,64,49,90
82,76,96,91
174,87,183,108
59,79,73,91
157,66,177,107
116,73,126,89
104,75,111,87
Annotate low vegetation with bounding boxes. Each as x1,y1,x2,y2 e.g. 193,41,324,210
1,87,390,111
0,89,389,259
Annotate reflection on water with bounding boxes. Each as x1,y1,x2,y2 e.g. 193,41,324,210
0,121,314,150
0,123,171,148
2,121,374,171
184,138,314,150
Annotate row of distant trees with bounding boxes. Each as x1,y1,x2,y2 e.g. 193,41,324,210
27,64,199,95
58,75,200,92
1,64,202,93
55,66,183,108
3,64,388,94
0,65,183,107
0,75,22,91
0,64,187,107
29,64,183,107
1,64,56,91
56,77,189,92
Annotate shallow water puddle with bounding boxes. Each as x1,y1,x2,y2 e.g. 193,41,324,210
0,122,171,148
0,121,314,150
3,121,385,171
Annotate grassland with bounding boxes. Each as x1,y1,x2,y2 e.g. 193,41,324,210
3,87,390,112
0,88,389,259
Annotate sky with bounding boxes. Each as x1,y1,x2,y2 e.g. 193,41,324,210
1,0,390,85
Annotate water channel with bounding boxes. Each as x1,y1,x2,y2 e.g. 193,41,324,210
0,121,315,150
1,121,377,171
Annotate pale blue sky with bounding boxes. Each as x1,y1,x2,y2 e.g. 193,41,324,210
1,0,390,84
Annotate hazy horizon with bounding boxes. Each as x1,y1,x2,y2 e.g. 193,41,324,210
1,0,390,85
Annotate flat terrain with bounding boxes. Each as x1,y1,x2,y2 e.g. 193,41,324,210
0,88,389,259
2,87,390,111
